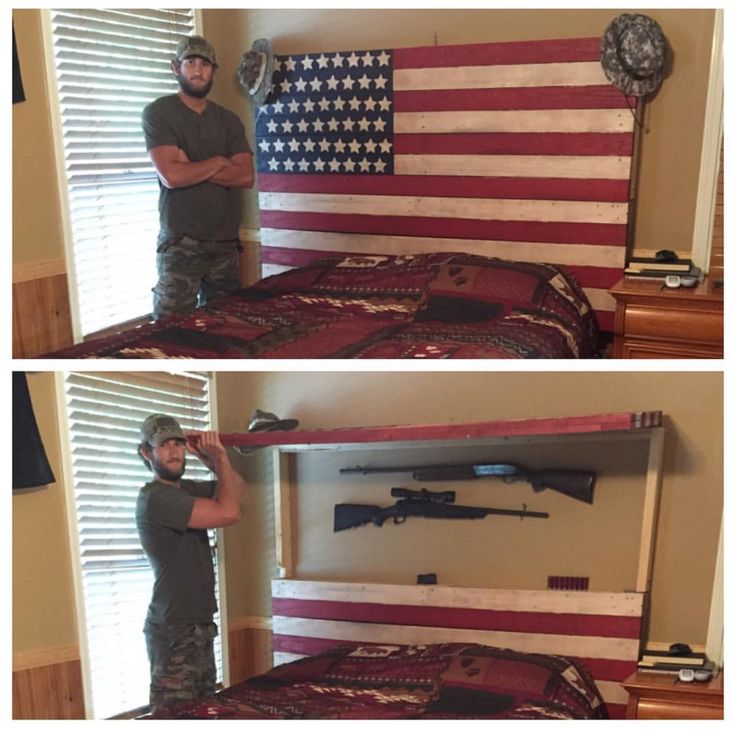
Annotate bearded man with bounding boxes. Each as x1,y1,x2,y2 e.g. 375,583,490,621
136,414,247,713
141,36,254,320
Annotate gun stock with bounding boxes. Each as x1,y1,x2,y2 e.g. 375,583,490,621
526,469,595,504
333,503,388,531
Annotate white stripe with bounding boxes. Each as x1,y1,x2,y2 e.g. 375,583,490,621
394,61,608,91
260,229,627,269
272,580,645,617
274,652,304,666
259,191,629,224
584,288,616,312
272,616,641,661
394,154,632,180
395,109,632,134
596,680,630,707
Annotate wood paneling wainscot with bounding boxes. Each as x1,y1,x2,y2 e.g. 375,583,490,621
12,646,85,719
227,616,274,685
13,260,74,357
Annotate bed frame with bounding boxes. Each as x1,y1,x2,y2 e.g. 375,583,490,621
253,35,638,333
271,578,644,719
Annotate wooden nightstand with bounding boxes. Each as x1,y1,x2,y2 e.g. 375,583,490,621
622,670,723,719
609,277,723,358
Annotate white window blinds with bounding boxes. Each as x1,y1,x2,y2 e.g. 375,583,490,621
62,371,222,719
48,9,195,336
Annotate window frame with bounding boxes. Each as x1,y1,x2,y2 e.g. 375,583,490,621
40,9,204,342
55,370,231,719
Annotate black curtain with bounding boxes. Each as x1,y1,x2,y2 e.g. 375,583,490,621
13,372,55,489
13,25,25,104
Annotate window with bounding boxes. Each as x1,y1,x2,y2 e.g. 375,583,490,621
47,9,196,336
61,371,222,719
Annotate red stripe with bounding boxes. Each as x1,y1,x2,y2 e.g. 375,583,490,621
220,413,650,447
262,246,337,268
273,634,356,657
574,658,638,683
260,210,628,246
563,265,623,290
596,311,614,332
394,132,634,158
272,598,642,639
394,37,601,68
259,172,631,202
395,85,631,112
261,248,621,290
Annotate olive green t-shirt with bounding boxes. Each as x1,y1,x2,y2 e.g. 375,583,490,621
136,478,217,626
141,94,251,241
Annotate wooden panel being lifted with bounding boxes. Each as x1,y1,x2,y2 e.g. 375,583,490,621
219,411,662,450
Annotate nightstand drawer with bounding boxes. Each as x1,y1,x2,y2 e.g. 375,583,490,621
625,305,722,343
637,698,723,720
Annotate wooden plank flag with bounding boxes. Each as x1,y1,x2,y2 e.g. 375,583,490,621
254,37,638,332
271,579,646,719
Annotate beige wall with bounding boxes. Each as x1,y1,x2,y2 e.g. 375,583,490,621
12,374,78,654
13,8,717,277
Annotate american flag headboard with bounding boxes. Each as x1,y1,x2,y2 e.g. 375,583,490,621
271,579,645,720
254,36,637,333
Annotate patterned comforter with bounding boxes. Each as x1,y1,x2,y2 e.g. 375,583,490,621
146,643,608,720
48,253,599,359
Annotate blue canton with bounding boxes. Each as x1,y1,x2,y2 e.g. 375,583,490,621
254,49,394,175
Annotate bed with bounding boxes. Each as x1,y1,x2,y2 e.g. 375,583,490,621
146,641,607,719
46,252,599,359
144,578,644,719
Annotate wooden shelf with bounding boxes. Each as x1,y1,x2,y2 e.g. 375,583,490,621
221,411,663,452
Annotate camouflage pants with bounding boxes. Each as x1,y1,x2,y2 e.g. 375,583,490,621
144,621,218,714
153,232,242,320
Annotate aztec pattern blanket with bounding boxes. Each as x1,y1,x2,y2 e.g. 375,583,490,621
146,643,608,720
48,253,599,359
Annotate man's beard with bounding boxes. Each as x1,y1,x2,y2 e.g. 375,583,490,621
177,73,213,99
150,454,186,482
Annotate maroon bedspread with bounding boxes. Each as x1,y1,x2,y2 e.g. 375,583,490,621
146,643,608,720
48,253,599,359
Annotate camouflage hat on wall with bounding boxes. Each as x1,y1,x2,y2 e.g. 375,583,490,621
237,38,275,105
600,14,667,97
174,35,218,67
140,414,186,447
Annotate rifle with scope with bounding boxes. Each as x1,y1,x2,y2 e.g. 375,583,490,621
339,462,595,504
333,487,549,532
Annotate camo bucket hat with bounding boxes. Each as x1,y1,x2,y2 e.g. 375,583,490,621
600,14,666,97
237,38,275,105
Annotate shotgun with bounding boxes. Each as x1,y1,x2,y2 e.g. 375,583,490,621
339,462,595,504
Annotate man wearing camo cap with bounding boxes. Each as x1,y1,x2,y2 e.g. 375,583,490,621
142,35,254,320
136,414,247,714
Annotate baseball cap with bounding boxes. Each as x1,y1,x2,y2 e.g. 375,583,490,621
174,35,217,67
140,414,186,447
